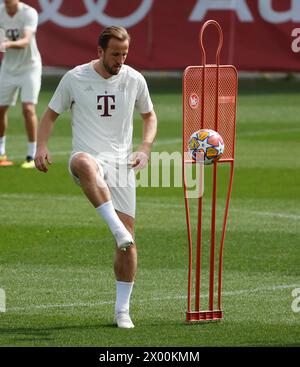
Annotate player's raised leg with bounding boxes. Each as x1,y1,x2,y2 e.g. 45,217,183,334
70,152,134,250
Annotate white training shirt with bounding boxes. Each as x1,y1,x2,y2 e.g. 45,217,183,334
49,62,154,162
0,2,41,73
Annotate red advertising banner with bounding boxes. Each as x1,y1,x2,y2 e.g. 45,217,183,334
6,0,300,71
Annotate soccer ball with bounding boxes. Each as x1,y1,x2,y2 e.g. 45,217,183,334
188,129,224,165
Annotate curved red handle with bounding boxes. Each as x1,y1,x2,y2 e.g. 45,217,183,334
199,20,223,66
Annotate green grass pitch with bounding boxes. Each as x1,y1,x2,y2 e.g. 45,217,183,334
0,76,299,347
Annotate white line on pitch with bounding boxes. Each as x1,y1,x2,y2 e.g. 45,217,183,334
8,151,70,160
6,283,299,313
235,209,300,220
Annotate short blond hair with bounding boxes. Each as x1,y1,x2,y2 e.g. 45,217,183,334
98,26,130,50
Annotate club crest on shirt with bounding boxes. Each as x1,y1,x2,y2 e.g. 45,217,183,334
97,95,115,117
117,83,127,92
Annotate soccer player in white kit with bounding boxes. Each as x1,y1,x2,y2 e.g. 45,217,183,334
35,26,157,328
0,0,42,168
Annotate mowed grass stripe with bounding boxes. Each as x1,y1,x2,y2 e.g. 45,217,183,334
1,192,300,217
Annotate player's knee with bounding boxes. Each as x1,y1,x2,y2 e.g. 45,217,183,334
71,153,96,178
22,104,36,119
0,106,8,116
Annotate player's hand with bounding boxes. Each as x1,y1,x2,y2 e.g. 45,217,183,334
131,151,149,171
0,39,11,52
34,146,52,173
0,39,7,52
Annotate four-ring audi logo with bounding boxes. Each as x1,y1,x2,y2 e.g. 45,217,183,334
36,0,153,28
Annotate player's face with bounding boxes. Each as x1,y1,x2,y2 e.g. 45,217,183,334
100,38,129,76
4,0,19,7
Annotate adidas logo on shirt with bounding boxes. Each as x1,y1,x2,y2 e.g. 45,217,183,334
85,85,94,92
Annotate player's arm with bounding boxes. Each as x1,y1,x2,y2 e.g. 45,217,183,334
35,108,59,173
132,110,157,170
3,28,33,49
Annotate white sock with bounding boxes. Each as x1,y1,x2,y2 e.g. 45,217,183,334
28,142,37,158
0,136,6,155
96,200,129,238
115,280,134,314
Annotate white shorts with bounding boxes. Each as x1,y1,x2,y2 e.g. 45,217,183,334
68,152,136,219
0,66,42,106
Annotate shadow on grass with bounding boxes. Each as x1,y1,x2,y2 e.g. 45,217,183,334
0,322,119,346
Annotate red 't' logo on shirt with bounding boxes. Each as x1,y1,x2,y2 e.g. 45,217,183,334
97,95,115,117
